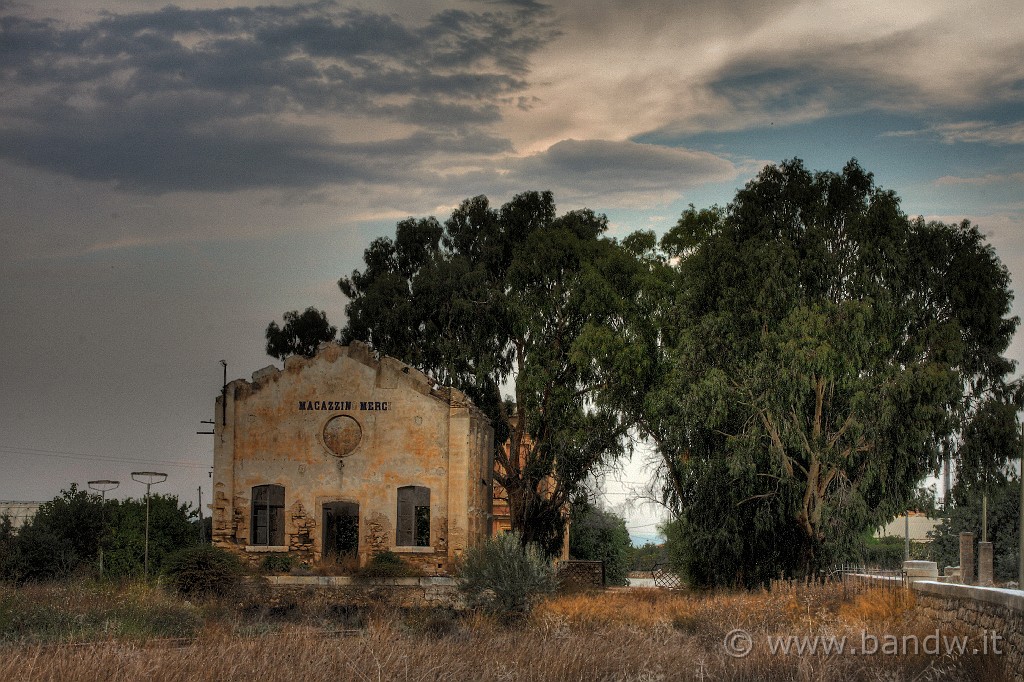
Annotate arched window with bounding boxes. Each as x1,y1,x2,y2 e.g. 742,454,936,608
251,484,285,546
396,486,430,547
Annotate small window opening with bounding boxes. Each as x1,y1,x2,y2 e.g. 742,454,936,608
397,485,430,547
251,484,285,546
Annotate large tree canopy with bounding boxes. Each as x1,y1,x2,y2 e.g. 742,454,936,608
647,159,1019,586
339,192,643,555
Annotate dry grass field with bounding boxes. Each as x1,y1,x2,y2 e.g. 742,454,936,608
0,580,1010,681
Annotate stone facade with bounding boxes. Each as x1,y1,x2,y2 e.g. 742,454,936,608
211,342,494,573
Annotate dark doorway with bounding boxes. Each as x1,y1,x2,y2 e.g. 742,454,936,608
323,502,359,559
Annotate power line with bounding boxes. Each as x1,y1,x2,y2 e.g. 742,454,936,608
625,522,663,530
0,444,208,469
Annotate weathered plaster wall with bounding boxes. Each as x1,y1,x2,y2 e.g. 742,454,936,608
212,342,492,571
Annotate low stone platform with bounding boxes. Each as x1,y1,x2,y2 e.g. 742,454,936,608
263,575,464,609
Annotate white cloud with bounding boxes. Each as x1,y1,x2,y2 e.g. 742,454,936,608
930,122,1024,145
934,172,1024,186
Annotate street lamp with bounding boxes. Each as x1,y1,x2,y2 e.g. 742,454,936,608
87,479,119,578
131,472,167,577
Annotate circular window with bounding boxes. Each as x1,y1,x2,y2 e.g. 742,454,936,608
323,415,362,457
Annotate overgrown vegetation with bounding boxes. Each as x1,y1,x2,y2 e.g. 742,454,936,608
0,580,1007,681
458,531,556,617
164,545,244,598
259,554,295,574
355,551,421,579
0,582,202,644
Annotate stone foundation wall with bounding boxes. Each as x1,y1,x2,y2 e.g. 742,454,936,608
910,581,1024,681
264,575,464,610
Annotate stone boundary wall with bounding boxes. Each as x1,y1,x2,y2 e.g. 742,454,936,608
909,581,1024,681
264,575,464,610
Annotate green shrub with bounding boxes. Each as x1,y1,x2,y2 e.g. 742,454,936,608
164,545,244,598
458,531,556,618
356,551,421,579
859,536,906,569
569,503,631,586
259,554,295,574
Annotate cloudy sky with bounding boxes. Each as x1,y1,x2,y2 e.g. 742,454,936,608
1,0,1021,543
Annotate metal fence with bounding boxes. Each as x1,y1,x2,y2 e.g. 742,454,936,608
557,560,605,588
769,564,910,610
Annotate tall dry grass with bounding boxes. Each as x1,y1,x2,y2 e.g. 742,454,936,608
0,581,1010,681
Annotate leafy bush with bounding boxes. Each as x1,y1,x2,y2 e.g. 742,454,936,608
259,554,295,574
356,551,420,579
103,494,200,578
569,503,631,585
458,532,556,618
858,536,906,569
164,545,244,598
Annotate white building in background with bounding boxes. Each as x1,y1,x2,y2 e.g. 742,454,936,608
0,501,42,529
876,511,942,542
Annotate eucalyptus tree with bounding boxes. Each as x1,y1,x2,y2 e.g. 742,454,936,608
649,159,1019,586
265,307,337,360
339,192,644,555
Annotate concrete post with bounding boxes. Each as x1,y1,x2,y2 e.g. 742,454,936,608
978,541,994,586
902,560,938,585
959,531,975,585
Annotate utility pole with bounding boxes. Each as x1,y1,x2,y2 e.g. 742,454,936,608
982,492,988,543
87,479,119,578
904,510,910,562
1019,421,1023,587
197,486,205,543
221,360,227,426
131,472,167,577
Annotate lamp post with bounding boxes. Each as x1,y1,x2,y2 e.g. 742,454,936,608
87,479,119,578
131,472,167,577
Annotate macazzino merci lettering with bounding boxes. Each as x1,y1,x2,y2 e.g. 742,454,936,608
297,400,389,411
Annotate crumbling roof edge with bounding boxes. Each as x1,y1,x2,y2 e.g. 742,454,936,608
221,340,489,416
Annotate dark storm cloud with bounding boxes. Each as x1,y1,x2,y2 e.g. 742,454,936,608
703,32,922,123
0,1,557,192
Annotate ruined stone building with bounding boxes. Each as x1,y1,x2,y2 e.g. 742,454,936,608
211,342,494,572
